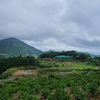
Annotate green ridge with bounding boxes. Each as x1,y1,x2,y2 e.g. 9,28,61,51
0,37,42,58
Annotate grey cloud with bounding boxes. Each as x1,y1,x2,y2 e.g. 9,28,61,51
65,0,100,34
77,39,100,48
0,0,100,53
69,38,100,48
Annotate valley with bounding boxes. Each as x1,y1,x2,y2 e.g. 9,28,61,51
0,41,100,100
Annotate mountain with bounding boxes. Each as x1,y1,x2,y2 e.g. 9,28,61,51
0,37,42,58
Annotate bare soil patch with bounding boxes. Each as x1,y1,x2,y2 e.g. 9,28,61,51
12,69,37,77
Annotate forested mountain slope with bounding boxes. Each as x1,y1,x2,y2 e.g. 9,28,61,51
0,37,42,58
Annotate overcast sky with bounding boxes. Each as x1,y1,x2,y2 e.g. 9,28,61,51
0,0,100,53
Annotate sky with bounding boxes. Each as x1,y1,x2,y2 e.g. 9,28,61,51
0,0,100,53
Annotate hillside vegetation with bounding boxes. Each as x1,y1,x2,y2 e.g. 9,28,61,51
0,71,100,100
0,51,100,100
0,37,42,58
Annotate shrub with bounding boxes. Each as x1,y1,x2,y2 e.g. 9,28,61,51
41,88,50,99
47,88,70,100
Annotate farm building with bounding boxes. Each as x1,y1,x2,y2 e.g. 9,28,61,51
55,55,74,60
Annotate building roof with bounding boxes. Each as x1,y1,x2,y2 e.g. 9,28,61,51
55,55,74,59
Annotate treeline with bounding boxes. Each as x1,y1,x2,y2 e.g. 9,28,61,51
39,51,100,66
0,55,36,73
1,51,100,73
90,56,100,66
39,50,92,61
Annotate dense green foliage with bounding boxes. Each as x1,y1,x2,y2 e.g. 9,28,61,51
0,38,100,100
39,50,92,61
0,56,36,73
39,51,100,67
0,71,100,100
0,55,100,73
0,50,100,99
90,56,100,66
0,37,42,58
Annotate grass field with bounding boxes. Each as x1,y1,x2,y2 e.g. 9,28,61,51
0,61,98,79
51,62,98,70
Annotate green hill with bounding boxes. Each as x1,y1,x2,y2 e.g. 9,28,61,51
0,37,42,58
